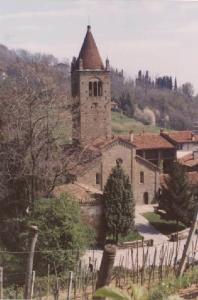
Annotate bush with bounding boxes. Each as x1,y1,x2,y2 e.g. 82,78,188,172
28,193,94,275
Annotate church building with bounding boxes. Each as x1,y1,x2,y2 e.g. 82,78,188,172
65,25,162,206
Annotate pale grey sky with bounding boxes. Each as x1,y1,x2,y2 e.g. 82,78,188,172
0,0,198,90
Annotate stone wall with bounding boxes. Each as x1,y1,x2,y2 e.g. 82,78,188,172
77,142,160,205
77,159,102,189
71,70,112,146
81,203,105,244
101,141,133,188
134,156,160,205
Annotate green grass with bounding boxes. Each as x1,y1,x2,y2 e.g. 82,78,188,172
112,112,164,135
119,229,142,242
57,111,170,144
143,212,186,235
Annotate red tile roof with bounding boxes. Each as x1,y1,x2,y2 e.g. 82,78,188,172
120,133,175,150
161,131,198,144
63,136,133,176
53,182,102,203
76,25,104,70
179,153,198,167
187,171,198,185
160,171,198,187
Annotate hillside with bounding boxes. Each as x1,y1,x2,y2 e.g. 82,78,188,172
112,111,163,135
0,43,197,133
56,111,164,145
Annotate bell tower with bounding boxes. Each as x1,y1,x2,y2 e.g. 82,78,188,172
71,25,111,147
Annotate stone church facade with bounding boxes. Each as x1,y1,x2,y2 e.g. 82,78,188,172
67,25,161,205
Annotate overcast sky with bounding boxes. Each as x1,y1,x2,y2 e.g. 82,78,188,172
0,0,198,90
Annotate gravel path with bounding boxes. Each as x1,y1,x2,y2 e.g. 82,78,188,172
135,205,168,244
82,205,198,270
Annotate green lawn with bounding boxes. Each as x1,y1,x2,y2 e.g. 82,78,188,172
57,111,171,144
112,111,165,135
119,229,142,242
143,212,186,235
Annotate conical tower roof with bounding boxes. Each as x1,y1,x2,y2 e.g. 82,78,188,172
76,25,104,70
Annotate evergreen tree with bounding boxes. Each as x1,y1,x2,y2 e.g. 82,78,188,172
103,160,135,243
159,161,193,225
174,77,177,91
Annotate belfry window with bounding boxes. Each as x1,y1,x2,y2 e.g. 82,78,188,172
94,82,97,96
98,81,102,96
88,79,103,97
89,82,92,96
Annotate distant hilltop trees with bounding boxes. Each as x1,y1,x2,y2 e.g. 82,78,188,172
0,42,197,131
135,70,177,91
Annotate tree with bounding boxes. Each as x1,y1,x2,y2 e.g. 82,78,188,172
159,161,194,225
182,82,194,98
103,160,135,243
0,61,68,208
174,77,177,91
28,193,94,275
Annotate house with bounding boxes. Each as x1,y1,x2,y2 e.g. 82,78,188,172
160,130,198,158
179,150,198,172
121,132,176,173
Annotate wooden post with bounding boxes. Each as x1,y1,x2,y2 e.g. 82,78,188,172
67,271,73,300
95,244,116,299
30,270,35,300
53,262,59,300
47,264,50,300
24,225,38,300
0,267,3,300
177,205,198,277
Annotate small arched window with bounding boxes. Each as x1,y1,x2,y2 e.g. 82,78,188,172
88,79,103,97
140,171,144,184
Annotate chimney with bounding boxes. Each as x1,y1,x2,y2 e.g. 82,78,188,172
191,132,195,141
129,130,134,143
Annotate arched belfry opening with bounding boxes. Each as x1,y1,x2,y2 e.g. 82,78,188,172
89,78,103,97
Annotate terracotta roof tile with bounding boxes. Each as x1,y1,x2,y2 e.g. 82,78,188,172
63,136,133,176
76,25,104,70
120,133,175,150
187,171,198,185
160,171,198,187
161,131,198,144
179,152,198,167
53,182,102,203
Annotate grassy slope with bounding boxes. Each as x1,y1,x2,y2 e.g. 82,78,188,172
57,111,165,144
112,112,163,135
143,212,186,235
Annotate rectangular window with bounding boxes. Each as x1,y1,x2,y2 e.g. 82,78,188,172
140,171,144,184
96,173,101,185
